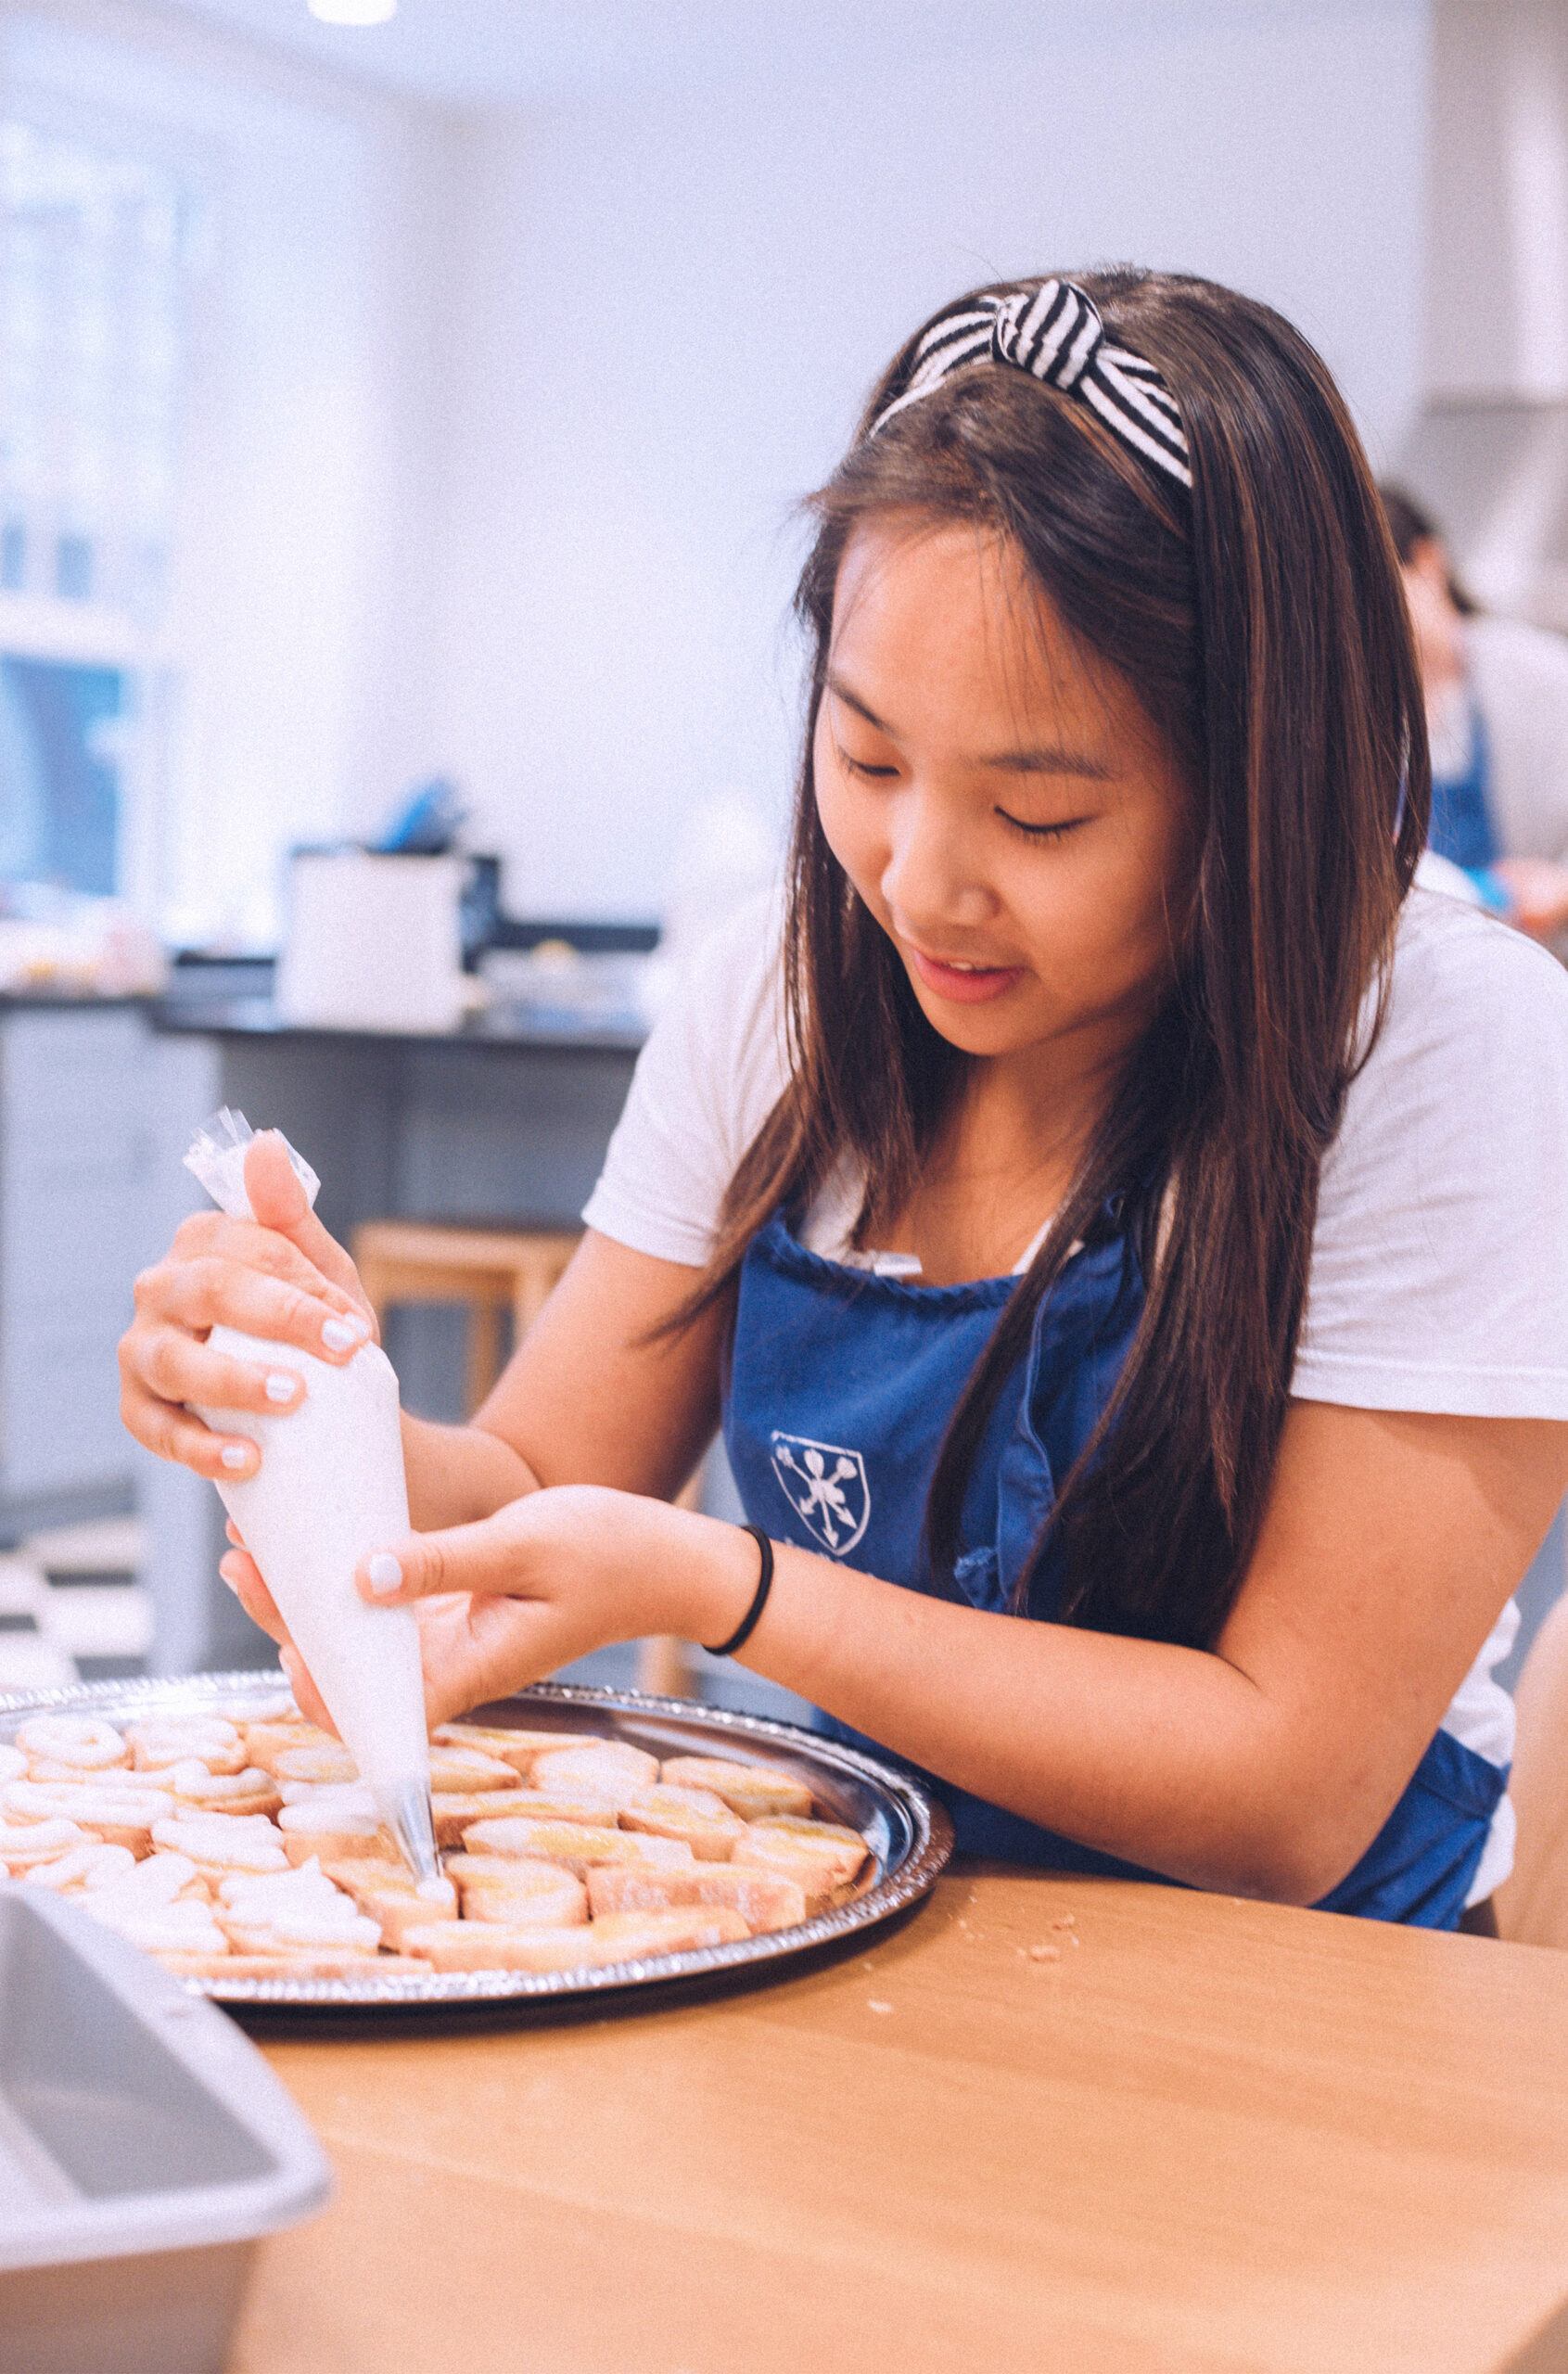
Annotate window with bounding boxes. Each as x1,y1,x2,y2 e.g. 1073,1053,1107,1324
1,118,199,620
0,111,201,906
1,13,431,950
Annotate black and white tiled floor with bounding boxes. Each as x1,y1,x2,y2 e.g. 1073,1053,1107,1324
0,1517,151,1695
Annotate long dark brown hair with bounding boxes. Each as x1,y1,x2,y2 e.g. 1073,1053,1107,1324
680,267,1427,1652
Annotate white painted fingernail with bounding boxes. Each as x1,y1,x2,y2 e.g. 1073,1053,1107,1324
264,1371,297,1403
366,1553,403,1597
322,1318,357,1351
221,1445,249,1470
219,1568,239,1593
345,1311,373,1339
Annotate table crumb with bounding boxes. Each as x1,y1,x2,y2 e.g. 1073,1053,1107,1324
1052,1913,1077,1931
868,1998,894,2014
1027,1942,1061,1962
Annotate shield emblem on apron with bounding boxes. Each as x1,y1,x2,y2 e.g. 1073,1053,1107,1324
769,1431,872,1556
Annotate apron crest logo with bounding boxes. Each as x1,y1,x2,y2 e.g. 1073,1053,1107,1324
769,1432,871,1556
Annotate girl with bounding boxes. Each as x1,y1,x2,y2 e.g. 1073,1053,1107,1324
121,269,1568,1929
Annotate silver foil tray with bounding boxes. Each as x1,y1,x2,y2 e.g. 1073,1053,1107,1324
0,1674,954,2015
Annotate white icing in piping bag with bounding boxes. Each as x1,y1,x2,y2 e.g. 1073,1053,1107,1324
185,1109,440,1883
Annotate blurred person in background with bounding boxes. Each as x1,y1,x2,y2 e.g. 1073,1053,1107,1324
1383,484,1568,943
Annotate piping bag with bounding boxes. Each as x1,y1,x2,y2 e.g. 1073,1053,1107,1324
184,1108,440,1885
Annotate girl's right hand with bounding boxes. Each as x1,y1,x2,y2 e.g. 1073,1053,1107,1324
118,1131,377,1482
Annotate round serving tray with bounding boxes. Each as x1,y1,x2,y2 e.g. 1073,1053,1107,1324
0,1671,954,2016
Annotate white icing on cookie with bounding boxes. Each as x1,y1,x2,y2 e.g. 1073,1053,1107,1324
85,1894,228,1954
277,1792,379,1836
165,1760,275,1806
4,1779,172,1828
152,1812,289,1871
128,1718,247,1774
22,1843,137,1892
15,1716,128,1770
0,1817,89,1865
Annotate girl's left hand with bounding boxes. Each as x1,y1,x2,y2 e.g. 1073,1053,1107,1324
221,1487,751,1730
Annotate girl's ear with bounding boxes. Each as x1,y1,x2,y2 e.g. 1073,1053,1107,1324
1407,535,1454,596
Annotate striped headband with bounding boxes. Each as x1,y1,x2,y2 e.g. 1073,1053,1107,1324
871,279,1192,491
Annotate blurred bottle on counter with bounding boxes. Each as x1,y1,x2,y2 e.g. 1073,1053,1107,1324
274,777,499,1035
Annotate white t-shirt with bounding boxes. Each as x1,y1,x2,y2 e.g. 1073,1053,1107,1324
584,885,1568,1897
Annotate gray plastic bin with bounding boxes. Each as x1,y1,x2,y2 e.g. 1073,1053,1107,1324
0,1887,332,2374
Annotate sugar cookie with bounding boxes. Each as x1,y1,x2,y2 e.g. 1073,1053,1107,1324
164,1760,282,1819
657,1755,814,1821
127,1717,249,1776
430,1723,603,1777
586,1864,808,1934
16,1715,129,1773
459,1817,696,1874
618,1783,746,1861
529,1742,659,1801
22,1843,138,1894
0,1818,90,1871
152,1811,290,1879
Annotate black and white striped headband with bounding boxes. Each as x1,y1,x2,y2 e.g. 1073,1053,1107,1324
871,278,1192,491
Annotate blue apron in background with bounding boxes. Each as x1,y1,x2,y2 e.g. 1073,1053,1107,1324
722,1209,1505,1928
1428,699,1497,873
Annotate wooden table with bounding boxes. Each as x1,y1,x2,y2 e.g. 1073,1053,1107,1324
229,1864,1568,2374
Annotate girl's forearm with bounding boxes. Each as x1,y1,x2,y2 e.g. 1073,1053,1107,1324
401,1412,540,1530
688,1533,1324,1903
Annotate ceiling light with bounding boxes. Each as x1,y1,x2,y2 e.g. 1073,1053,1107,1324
308,0,397,25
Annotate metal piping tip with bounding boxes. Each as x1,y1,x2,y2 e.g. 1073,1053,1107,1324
376,1777,441,1884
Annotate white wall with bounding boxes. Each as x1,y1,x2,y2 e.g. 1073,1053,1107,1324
434,0,1430,921
3,0,1432,934
1428,0,1568,401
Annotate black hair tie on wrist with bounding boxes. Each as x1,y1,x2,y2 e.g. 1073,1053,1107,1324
704,1525,775,1658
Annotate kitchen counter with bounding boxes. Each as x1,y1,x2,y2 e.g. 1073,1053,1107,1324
149,991,648,1055
231,1862,1568,2374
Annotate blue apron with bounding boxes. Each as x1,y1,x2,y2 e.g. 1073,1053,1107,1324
723,1209,1506,1927
1430,702,1500,874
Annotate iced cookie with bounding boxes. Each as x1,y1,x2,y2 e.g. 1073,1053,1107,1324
459,1817,695,1875
241,1719,337,1774
731,1816,869,1904
0,1817,91,1870
657,1755,814,1821
277,1789,398,1866
16,1715,129,1774
586,1864,808,1934
163,1759,282,1819
127,1717,249,1776
618,1784,746,1861
272,1742,359,1789
444,1854,587,1928
430,1723,603,1778
22,1842,138,1894
402,1906,748,1973
430,1788,551,1847
85,1895,231,1958
426,1747,518,1795
152,1811,290,1880
529,1742,659,1801
6,1778,172,1855
216,1863,381,1958
319,1858,459,1947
